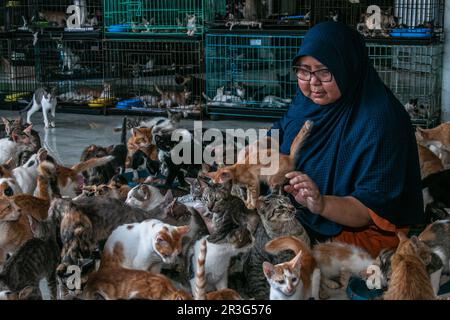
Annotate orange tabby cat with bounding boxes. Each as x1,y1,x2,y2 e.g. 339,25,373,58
204,120,313,209
263,235,320,300
126,127,158,167
0,195,49,268
83,243,192,300
417,123,450,165
417,143,443,179
383,233,436,300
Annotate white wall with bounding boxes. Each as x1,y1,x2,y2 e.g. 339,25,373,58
441,1,450,122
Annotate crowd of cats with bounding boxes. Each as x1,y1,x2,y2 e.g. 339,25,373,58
0,112,449,301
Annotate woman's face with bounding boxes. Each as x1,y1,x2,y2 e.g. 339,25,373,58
297,56,342,105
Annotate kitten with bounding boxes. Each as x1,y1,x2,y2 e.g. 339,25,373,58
155,85,192,108
186,14,197,36
130,149,160,175
205,120,313,209
126,127,158,166
417,143,443,179
0,124,36,165
9,153,40,194
263,236,320,300
24,87,58,128
0,178,23,197
383,233,436,300
101,219,189,273
193,239,242,300
416,123,450,165
260,95,292,109
0,214,60,300
190,227,254,292
242,194,310,299
76,82,111,99
312,242,374,296
422,169,450,214
0,195,49,269
203,86,242,105
125,184,165,212
39,10,67,27
418,219,450,273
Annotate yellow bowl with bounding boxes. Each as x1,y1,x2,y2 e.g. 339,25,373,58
88,97,116,107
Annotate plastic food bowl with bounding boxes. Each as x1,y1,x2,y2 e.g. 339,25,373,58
88,97,116,108
107,24,131,33
346,276,384,300
116,98,144,110
390,27,432,38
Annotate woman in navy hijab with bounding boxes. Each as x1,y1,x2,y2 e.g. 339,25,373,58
271,21,424,257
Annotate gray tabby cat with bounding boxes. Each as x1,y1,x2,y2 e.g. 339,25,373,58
0,215,60,300
241,194,310,299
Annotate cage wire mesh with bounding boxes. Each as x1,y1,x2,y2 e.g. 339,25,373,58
367,42,443,127
205,33,302,118
103,39,204,112
1,0,102,32
103,0,223,36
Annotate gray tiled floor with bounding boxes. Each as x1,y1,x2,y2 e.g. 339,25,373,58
0,110,272,166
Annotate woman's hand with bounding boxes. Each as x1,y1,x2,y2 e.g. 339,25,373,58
284,171,325,214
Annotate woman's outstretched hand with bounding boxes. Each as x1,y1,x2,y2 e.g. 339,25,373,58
284,171,325,214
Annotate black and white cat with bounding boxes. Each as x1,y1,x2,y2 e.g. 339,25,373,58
24,87,58,129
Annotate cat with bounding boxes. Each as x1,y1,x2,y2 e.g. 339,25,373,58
190,227,254,293
101,219,189,273
57,41,81,73
82,248,192,300
76,183,130,202
186,14,197,36
0,178,23,197
155,86,192,108
193,239,242,300
405,98,429,119
242,194,310,299
204,120,313,209
0,286,36,300
203,86,242,106
0,213,61,300
383,233,436,300
421,169,450,213
154,129,202,187
263,236,320,300
418,219,450,274
125,184,165,212
76,82,112,99
80,144,127,185
130,149,160,175
6,153,40,194
0,194,49,269
416,123,450,165
312,242,374,297
38,10,67,27
36,148,115,199
0,124,37,165
374,246,443,294
23,87,58,128
417,143,443,179
126,127,158,167
260,95,292,109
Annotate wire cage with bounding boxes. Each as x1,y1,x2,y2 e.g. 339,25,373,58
0,35,38,105
205,32,303,118
367,42,443,127
33,36,104,107
1,0,102,32
313,0,445,41
103,39,204,115
103,0,224,37
210,0,312,30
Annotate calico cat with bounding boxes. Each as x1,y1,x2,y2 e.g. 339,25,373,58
154,129,202,187
418,219,450,274
263,236,320,300
417,143,443,179
101,219,189,273
190,227,253,293
205,120,313,209
125,184,165,212
383,233,436,300
312,242,374,297
242,194,310,299
0,214,60,300
155,85,192,108
23,87,58,129
0,195,49,269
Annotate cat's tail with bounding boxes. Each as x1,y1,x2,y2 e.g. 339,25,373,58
291,120,313,163
264,235,309,256
71,156,115,174
194,238,207,300
18,97,34,115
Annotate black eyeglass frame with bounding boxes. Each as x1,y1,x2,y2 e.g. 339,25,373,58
292,66,334,83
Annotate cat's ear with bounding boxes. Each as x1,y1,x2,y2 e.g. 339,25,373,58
184,177,195,186
262,262,275,279
163,190,174,204
1,117,10,128
27,214,42,237
4,158,15,170
219,170,232,182
396,231,408,242
23,124,33,135
176,225,190,236
291,250,303,272
198,177,210,191
131,128,137,137
18,286,35,300
201,163,211,173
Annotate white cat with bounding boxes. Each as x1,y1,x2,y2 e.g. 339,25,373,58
102,219,189,273
25,87,57,129
125,184,165,212
260,95,292,108
11,153,39,194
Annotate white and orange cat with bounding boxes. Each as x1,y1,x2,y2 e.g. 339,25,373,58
417,143,444,179
263,235,320,300
101,219,189,273
416,123,450,166
204,120,313,209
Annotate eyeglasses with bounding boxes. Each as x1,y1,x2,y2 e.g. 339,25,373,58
293,67,333,82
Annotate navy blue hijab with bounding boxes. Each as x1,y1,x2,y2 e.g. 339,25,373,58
271,22,424,236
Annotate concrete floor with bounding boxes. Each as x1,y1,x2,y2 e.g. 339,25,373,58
0,110,272,166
